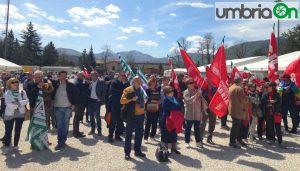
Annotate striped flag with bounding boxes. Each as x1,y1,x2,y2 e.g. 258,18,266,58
119,55,135,83
119,54,148,99
27,90,49,150
137,67,148,88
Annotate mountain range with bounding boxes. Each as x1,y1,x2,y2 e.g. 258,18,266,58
57,38,277,64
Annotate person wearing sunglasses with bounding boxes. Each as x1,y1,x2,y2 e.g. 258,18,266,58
2,78,28,155
183,78,208,149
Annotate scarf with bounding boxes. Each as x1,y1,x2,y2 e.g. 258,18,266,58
278,81,300,99
135,87,144,108
11,89,19,101
166,96,178,106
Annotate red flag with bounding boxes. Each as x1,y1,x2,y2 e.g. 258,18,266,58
209,44,229,117
268,30,279,83
209,80,229,117
168,58,182,98
283,58,300,87
230,66,242,83
209,45,228,87
84,67,89,77
179,46,208,90
206,66,219,87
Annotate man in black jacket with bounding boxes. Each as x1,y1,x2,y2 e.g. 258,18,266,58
108,72,129,143
52,70,78,150
73,72,89,138
88,71,106,136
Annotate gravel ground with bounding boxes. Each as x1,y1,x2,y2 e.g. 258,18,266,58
0,106,300,171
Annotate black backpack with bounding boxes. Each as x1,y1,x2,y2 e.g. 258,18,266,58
155,143,169,162
120,91,136,123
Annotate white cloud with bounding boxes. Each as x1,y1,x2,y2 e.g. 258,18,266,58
118,26,144,33
132,18,139,22
116,44,123,48
38,25,90,37
115,36,128,40
0,4,25,20
73,26,79,30
169,46,179,52
81,17,111,27
175,2,214,8
157,31,166,38
24,2,68,23
67,5,120,27
105,4,121,13
169,13,176,17
186,35,204,53
137,40,158,47
0,22,27,32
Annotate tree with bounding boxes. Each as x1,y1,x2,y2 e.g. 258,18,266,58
232,40,247,59
20,22,42,65
282,24,300,54
158,63,163,70
198,40,206,65
12,38,22,64
89,45,96,68
42,41,58,66
78,48,89,70
203,33,214,64
102,45,112,74
252,48,267,56
5,29,15,62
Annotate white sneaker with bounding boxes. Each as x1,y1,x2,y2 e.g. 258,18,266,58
144,139,149,144
196,142,204,149
185,143,191,148
13,146,22,153
150,137,155,142
2,147,10,155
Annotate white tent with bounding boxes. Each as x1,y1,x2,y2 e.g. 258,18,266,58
0,58,22,71
164,51,300,77
237,51,300,71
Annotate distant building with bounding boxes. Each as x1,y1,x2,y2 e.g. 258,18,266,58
96,59,168,75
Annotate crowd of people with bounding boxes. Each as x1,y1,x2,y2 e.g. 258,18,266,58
0,70,299,160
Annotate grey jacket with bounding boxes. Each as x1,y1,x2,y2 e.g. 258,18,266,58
183,89,208,121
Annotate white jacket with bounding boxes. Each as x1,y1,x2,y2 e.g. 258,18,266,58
4,89,28,119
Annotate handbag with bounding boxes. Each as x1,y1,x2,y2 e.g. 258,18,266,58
21,90,30,121
146,102,159,113
120,101,135,123
155,143,169,162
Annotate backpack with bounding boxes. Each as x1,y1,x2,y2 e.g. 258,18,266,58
155,143,169,162
120,101,135,123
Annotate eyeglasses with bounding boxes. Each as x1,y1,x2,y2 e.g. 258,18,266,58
187,82,195,85
11,81,19,84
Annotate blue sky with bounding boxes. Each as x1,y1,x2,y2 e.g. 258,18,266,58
0,0,298,57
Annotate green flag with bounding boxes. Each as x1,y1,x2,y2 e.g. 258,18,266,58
27,90,49,150
137,67,148,87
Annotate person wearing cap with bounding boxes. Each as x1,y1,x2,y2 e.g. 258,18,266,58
228,77,248,148
278,74,298,134
261,82,285,148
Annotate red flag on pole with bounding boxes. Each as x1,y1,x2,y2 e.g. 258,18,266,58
208,44,228,87
208,43,229,117
168,58,182,98
230,66,242,83
84,67,89,77
268,30,279,83
283,58,300,87
178,43,208,90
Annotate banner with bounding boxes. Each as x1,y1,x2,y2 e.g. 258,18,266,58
27,90,49,150
209,80,229,117
178,44,208,90
268,30,279,83
168,58,182,99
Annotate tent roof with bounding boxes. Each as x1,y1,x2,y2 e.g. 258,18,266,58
0,58,22,71
237,51,300,71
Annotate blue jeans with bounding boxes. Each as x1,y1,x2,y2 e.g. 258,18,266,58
55,107,72,146
124,115,145,155
282,104,297,130
185,120,201,143
88,99,101,131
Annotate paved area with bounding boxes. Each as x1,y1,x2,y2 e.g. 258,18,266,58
0,106,300,171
